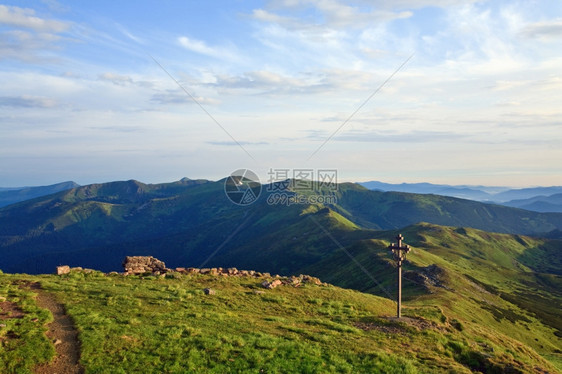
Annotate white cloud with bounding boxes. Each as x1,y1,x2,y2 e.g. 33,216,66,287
0,4,69,32
0,5,71,63
98,72,134,85
259,0,412,29
519,19,562,40
0,95,57,108
178,36,217,56
150,90,221,106
1,1,561,187
177,36,241,63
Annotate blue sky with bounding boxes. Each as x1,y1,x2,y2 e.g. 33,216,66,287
1,0,561,187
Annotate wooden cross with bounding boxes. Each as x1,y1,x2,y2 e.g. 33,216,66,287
388,234,411,318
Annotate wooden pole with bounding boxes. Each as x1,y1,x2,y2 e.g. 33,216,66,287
397,259,402,318
388,234,410,319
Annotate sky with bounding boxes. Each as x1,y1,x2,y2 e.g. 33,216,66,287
0,0,561,188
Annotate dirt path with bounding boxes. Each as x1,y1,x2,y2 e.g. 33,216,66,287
30,283,84,374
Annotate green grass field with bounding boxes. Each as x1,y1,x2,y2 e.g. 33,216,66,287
1,267,560,373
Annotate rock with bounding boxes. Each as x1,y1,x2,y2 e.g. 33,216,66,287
253,290,265,295
186,268,200,274
200,268,210,274
227,267,238,275
262,279,283,289
175,267,186,273
56,265,70,275
203,288,216,295
310,278,322,285
288,276,301,286
303,275,322,285
122,256,168,275
0,323,6,328
404,264,447,291
71,267,83,272
209,268,219,276
53,338,63,345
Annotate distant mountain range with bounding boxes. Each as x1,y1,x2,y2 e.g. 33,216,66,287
4,179,562,213
501,193,562,213
0,181,80,208
359,181,562,212
1,178,561,274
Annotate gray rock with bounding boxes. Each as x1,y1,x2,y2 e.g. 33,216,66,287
122,256,168,275
56,265,70,275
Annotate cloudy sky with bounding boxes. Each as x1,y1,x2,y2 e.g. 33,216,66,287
1,0,561,187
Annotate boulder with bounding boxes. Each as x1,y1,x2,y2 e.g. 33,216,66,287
56,265,70,275
262,279,283,289
122,256,168,275
204,288,216,295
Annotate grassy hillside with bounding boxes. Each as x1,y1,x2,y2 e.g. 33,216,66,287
0,179,560,371
1,179,562,274
302,223,562,370
0,269,559,373
332,183,562,234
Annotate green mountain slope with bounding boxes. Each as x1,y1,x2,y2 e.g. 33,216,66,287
1,179,562,275
0,270,559,373
332,183,562,234
302,223,562,370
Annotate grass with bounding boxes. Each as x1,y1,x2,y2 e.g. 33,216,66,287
301,223,562,371
0,268,559,373
0,275,54,373
39,271,419,373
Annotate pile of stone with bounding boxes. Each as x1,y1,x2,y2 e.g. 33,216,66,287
177,267,325,289
55,258,326,289
55,265,95,275
122,256,169,275
404,264,449,293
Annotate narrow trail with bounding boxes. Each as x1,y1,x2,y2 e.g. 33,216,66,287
30,282,84,374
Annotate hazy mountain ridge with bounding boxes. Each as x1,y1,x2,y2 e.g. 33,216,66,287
0,181,80,208
502,193,562,213
359,181,562,211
